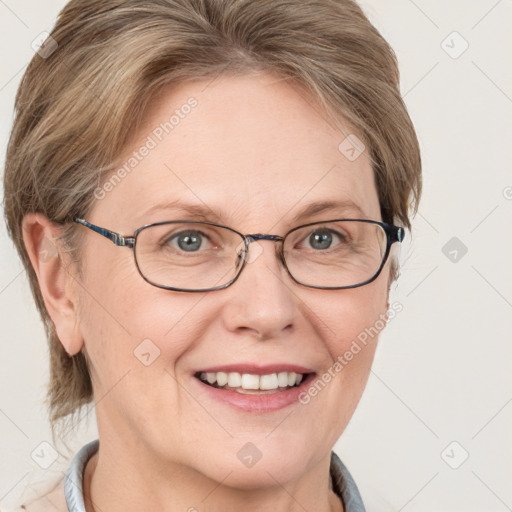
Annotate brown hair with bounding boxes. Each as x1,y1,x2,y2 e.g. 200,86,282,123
3,0,421,440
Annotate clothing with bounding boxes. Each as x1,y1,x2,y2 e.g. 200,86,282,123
15,439,366,511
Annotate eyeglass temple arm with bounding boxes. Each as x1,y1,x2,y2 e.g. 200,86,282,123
73,217,135,248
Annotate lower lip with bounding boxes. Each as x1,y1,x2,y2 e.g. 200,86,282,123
193,373,317,413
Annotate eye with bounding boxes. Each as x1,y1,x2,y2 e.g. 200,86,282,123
302,228,345,250
167,230,211,252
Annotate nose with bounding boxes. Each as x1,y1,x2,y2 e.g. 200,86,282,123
220,239,296,340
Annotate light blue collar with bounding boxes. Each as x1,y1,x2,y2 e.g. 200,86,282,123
64,439,99,512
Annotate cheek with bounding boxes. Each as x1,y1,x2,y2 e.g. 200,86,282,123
78,277,216,444
321,275,388,352
77,249,210,395
311,277,389,397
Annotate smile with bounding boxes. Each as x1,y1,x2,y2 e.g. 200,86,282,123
193,368,317,413
196,370,308,393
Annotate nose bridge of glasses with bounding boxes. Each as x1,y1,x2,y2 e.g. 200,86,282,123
245,233,284,255
246,233,284,243
239,233,285,264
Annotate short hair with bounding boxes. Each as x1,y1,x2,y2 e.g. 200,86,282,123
3,0,421,439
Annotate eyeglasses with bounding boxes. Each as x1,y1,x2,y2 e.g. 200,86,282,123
73,217,404,292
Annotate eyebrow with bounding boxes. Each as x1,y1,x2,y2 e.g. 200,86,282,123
291,200,367,223
141,200,223,223
139,199,368,226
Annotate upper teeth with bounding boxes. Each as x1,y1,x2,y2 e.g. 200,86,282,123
199,371,304,390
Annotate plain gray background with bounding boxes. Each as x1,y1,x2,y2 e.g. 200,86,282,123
1,1,511,510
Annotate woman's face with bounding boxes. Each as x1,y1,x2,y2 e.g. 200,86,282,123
74,72,390,487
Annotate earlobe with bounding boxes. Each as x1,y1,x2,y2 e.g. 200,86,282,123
22,213,84,356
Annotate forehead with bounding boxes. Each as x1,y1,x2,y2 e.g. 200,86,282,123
93,72,381,231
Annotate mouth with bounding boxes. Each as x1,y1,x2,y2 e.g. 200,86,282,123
193,369,315,395
191,363,317,412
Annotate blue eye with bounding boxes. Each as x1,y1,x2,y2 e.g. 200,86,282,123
308,230,333,250
169,230,208,252
305,229,344,250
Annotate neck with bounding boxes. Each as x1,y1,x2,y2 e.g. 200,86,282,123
82,440,344,512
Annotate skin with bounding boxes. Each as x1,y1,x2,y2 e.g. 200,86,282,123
23,72,392,512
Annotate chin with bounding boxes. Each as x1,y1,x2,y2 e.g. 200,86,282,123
214,462,305,491
197,442,314,490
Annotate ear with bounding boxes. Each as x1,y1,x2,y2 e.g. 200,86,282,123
22,213,84,356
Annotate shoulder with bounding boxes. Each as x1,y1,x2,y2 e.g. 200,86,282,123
7,477,67,512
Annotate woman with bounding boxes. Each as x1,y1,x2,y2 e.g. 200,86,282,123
3,0,421,510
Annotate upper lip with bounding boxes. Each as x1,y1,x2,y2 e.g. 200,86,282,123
195,363,315,375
